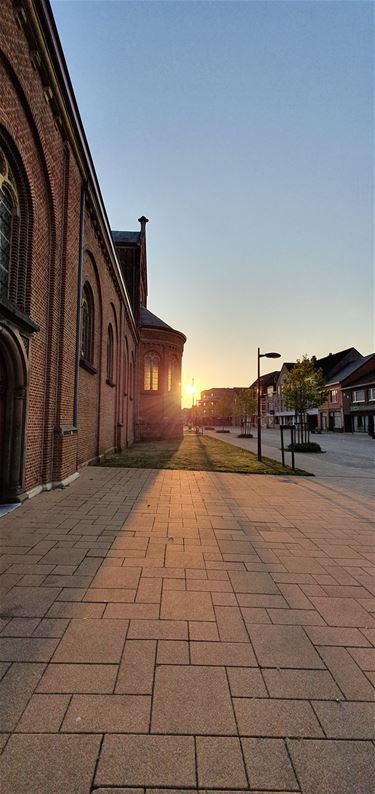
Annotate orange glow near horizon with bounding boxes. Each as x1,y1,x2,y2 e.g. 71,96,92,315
182,378,201,408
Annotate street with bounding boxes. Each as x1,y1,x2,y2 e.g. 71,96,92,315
205,428,375,498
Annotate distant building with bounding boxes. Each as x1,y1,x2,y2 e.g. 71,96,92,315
341,355,375,434
318,355,372,432
273,348,362,428
273,363,296,425
249,371,280,428
199,387,246,425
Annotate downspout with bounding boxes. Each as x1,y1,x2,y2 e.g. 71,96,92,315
73,181,87,428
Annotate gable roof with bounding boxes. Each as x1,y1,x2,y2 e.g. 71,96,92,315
249,370,280,390
326,354,374,386
315,348,361,379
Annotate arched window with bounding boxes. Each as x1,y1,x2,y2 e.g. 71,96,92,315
144,352,159,391
129,356,134,400
107,324,114,382
0,150,19,302
123,351,127,395
80,283,94,364
168,356,178,393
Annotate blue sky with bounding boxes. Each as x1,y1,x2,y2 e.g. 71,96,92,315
52,0,374,403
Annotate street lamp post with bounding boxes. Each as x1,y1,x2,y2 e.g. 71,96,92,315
257,349,281,462
192,377,195,428
186,379,196,429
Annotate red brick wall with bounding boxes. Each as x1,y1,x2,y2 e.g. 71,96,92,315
1,4,65,491
0,0,138,495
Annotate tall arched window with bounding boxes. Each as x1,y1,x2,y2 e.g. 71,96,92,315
144,352,159,391
0,150,19,302
168,356,178,393
107,323,114,382
129,358,134,400
80,283,94,364
123,351,127,395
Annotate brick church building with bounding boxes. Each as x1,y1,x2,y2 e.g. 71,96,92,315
0,0,186,502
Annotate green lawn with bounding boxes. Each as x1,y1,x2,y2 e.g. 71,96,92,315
97,434,310,475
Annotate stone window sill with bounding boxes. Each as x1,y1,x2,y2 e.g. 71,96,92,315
0,295,39,334
80,357,97,374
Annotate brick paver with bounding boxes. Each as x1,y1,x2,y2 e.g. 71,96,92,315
0,466,374,793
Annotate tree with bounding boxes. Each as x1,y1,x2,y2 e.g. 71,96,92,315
216,394,235,431
235,388,257,435
282,356,327,443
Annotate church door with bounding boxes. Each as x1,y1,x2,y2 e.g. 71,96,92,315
0,327,27,502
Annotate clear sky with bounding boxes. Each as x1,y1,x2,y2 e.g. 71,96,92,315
52,0,374,407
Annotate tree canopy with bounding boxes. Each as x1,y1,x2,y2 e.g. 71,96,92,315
282,356,327,414
234,388,257,435
215,393,235,430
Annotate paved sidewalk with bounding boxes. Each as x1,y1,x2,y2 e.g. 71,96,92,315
0,467,374,794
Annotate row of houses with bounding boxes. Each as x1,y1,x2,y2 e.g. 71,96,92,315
197,348,374,435
251,348,375,435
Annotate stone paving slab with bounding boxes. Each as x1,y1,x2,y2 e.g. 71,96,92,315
96,734,196,787
0,733,101,793
0,466,374,793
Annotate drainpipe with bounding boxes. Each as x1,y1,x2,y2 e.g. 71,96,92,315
73,182,87,427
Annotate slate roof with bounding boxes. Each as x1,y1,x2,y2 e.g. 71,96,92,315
327,354,374,386
316,348,361,379
249,370,280,390
112,230,140,244
140,306,174,331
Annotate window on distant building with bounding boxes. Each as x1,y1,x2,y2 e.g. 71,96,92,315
369,388,375,402
107,324,114,382
80,283,94,364
144,352,159,391
330,389,338,403
352,390,365,403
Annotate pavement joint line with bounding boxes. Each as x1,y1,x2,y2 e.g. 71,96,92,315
89,732,104,791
